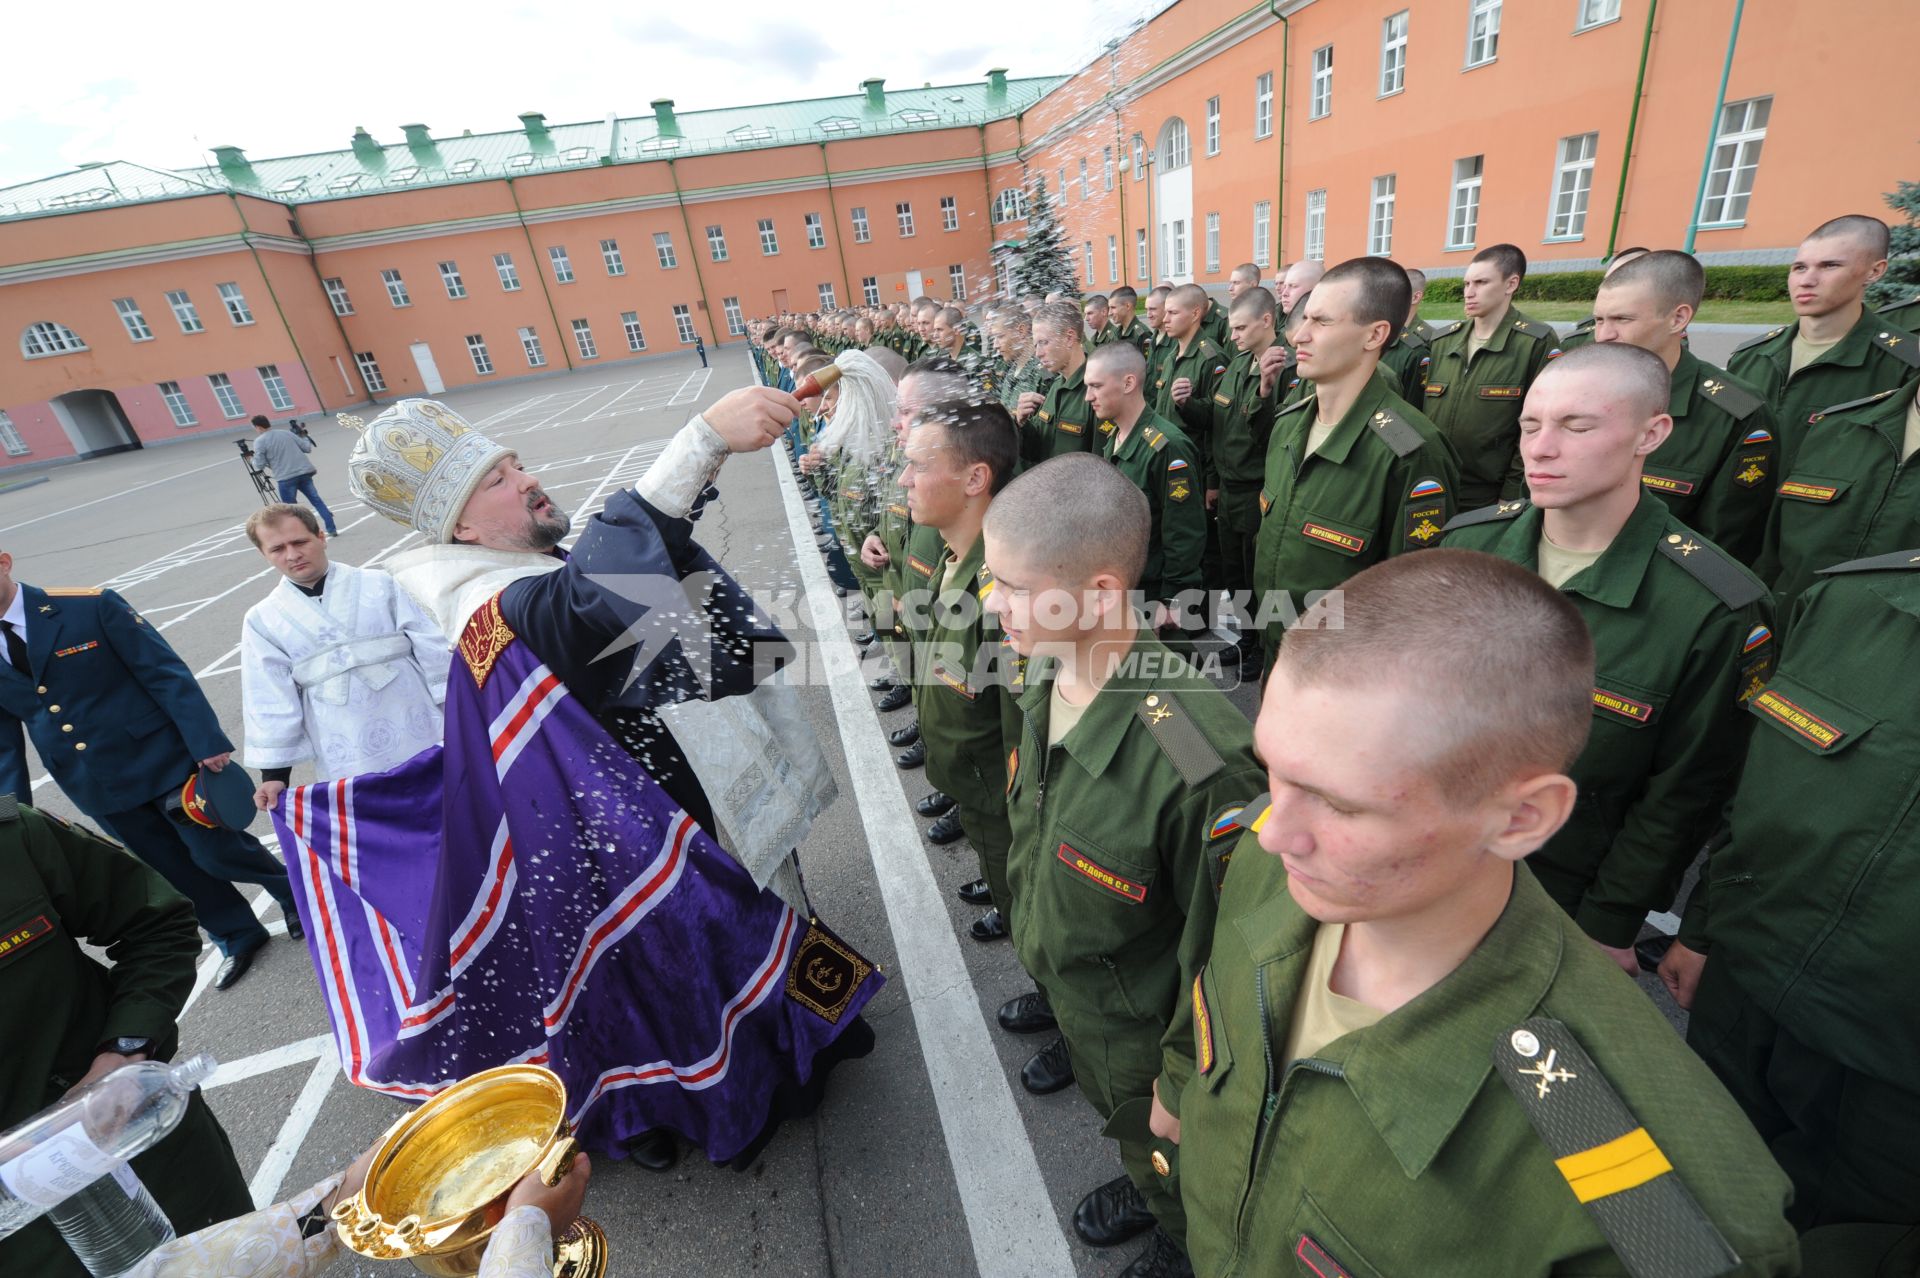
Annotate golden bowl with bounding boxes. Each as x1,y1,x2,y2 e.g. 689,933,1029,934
331,1064,608,1277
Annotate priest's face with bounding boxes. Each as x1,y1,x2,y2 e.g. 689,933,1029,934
453,457,572,552
256,514,330,586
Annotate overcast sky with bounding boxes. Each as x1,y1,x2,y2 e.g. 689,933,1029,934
2,0,1171,190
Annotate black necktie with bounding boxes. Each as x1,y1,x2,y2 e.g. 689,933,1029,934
0,621,28,678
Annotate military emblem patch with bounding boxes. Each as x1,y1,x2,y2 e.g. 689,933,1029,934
1733,454,1769,488
1405,507,1445,544
1193,971,1216,1075
1056,842,1147,903
1208,805,1245,840
1408,478,1446,499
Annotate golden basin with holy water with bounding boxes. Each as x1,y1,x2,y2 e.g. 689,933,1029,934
330,1064,608,1277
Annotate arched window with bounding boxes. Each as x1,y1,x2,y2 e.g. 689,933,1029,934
20,321,87,358
1157,119,1191,172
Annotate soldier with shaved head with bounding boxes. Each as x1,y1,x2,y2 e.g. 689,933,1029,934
1108,286,1151,356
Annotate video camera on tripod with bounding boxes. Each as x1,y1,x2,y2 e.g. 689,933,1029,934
236,418,315,505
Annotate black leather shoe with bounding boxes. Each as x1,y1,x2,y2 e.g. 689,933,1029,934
1073,1173,1155,1247
869,674,899,691
957,878,992,904
628,1128,679,1172
855,631,878,647
997,990,1055,1035
283,912,304,942
833,585,850,598
215,947,260,991
916,789,954,817
895,739,926,769
1020,1035,1074,1094
1635,933,1675,973
970,907,1009,942
876,685,912,713
927,809,965,844
1119,1228,1193,1278
1216,640,1243,665
890,723,920,748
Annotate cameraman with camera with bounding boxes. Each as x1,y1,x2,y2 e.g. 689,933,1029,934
248,415,337,535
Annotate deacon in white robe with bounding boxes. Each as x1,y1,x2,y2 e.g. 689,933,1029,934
240,505,449,805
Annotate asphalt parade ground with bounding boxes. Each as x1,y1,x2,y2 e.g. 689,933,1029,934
7,337,1719,1276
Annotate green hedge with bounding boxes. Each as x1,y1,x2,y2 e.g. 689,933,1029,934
1422,264,1788,303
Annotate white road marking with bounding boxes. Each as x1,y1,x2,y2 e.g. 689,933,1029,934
771,448,1074,1278
205,1034,332,1090
249,1055,340,1207
0,456,236,536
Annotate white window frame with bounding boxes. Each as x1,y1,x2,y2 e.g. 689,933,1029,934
1699,97,1771,227
707,225,729,262
217,282,254,326
850,207,870,243
896,202,915,237
1170,219,1189,278
547,246,574,284
1381,11,1409,96
1079,160,1090,201
862,276,880,306
1107,235,1119,283
1253,201,1272,268
322,277,354,316
1104,147,1115,191
653,232,677,270
940,196,959,232
1369,175,1397,256
493,253,521,291
208,372,245,419
0,410,29,457
818,283,836,310
518,326,547,368
439,261,467,299
1255,73,1274,139
1205,98,1221,156
673,304,696,344
159,380,197,426
1577,0,1621,30
165,289,203,333
1136,228,1149,281
1310,45,1333,120
1548,132,1598,240
1084,241,1095,286
1161,121,1191,171
114,298,153,342
602,238,625,276
381,269,411,308
622,311,647,351
1467,0,1501,67
759,218,780,255
466,334,494,375
1205,213,1221,274
949,265,967,301
723,296,746,335
1448,156,1484,250
354,352,386,393
1132,134,1146,180
571,318,597,360
258,364,295,411
1305,189,1328,261
799,212,823,249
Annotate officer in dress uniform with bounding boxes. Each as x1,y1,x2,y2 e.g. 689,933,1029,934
0,552,299,991
1174,550,1799,1278
0,799,253,1276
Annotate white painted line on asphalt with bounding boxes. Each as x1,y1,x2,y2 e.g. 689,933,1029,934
0,456,235,536
205,1034,332,1090
771,448,1074,1278
181,890,279,1019
567,441,648,537
249,1055,340,1207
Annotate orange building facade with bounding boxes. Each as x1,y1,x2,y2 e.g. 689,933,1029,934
2,0,1911,469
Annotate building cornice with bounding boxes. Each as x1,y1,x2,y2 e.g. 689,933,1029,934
0,231,309,287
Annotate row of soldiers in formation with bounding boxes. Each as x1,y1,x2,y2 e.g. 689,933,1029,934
744,211,1917,1278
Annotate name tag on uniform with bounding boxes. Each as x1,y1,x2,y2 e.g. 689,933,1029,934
1058,418,1085,435
1752,690,1845,749
1295,1234,1356,1278
1424,383,1448,397
932,663,976,701
1641,474,1696,496
1300,522,1366,554
888,503,909,518
1478,385,1523,399
1778,481,1838,502
1212,392,1232,406
0,914,52,962
1056,842,1147,903
1592,687,1655,724
907,556,936,575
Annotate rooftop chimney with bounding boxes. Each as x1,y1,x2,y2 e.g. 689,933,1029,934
861,78,886,111
986,68,1008,96
210,145,253,180
350,127,382,163
399,123,435,152
518,111,549,140
650,99,680,137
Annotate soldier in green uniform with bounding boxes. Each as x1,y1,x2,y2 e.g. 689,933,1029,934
1211,287,1282,670
1143,287,1173,370
1445,344,1771,967
1377,308,1433,403
1109,286,1151,356
1402,265,1440,343
1878,290,1920,332
982,457,1260,1278
1251,258,1460,655
901,398,1022,940
1199,294,1230,349
1593,251,1780,564
1559,247,1651,354
1660,550,1920,1273
0,799,255,1276
1753,375,1920,611
1275,260,1323,320
1153,285,1231,458
990,308,1051,420
1423,243,1565,509
1014,301,1096,466
1088,344,1208,637
1226,263,1261,304
1174,550,1800,1278
1728,215,1920,468
1084,294,1115,347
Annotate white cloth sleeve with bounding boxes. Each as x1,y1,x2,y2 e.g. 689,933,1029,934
129,1174,342,1277
633,415,730,519
478,1205,558,1278
394,581,453,706
239,614,311,769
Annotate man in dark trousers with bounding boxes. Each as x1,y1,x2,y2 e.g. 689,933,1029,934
0,550,300,990
0,798,254,1275
695,335,708,368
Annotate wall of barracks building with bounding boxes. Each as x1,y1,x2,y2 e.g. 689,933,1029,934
0,0,1909,468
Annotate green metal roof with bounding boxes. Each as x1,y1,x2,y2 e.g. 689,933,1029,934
0,75,1065,223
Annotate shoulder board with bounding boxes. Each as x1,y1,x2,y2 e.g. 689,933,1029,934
1732,325,1788,355
1695,371,1764,418
1366,406,1426,459
1395,325,1430,349
1655,531,1766,609
1570,316,1597,334
1810,386,1902,421
1877,295,1920,314
1511,318,1556,341
1873,327,1920,369
1275,395,1315,418
1430,320,1466,340
1494,1018,1739,1276
1135,691,1225,788
1199,339,1224,359
1818,547,1920,576
1143,428,1168,453
1443,498,1531,531
44,587,101,597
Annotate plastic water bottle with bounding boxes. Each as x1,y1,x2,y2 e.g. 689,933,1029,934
0,1054,217,1272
